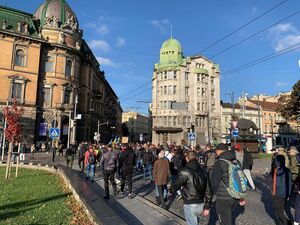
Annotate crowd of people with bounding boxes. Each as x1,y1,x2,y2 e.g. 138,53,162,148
9,140,300,225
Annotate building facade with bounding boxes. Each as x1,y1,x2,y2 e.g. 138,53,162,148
151,37,221,146
122,112,150,143
0,1,122,147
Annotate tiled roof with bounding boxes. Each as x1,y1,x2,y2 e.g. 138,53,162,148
222,102,257,111
247,99,279,111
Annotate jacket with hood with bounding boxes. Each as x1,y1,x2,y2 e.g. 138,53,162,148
171,159,212,209
211,150,238,199
272,154,292,198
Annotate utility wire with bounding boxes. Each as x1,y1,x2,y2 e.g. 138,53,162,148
192,0,288,55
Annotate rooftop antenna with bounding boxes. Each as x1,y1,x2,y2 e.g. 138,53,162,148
170,24,173,39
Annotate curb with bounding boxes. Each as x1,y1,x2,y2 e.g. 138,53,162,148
0,163,98,225
135,195,186,225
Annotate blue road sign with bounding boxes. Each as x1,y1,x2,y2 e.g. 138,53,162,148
188,132,196,140
49,128,60,139
232,128,239,137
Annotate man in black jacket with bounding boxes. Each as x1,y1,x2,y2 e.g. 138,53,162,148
170,151,212,225
211,143,246,225
119,145,136,199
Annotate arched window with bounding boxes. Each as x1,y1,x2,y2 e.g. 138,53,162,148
45,56,54,72
15,49,25,67
64,87,72,104
65,60,72,77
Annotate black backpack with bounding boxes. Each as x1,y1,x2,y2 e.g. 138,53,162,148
88,152,96,164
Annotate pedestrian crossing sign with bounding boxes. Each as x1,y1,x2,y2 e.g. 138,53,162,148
188,132,196,140
49,128,60,139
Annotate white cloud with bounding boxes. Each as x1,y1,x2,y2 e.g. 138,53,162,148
275,34,300,52
149,19,170,34
96,24,110,36
116,37,126,47
96,57,117,67
89,40,110,52
276,81,288,87
269,23,300,52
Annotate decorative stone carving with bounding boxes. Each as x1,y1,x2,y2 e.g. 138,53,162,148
2,20,6,29
62,12,78,32
76,41,81,50
44,16,60,29
58,32,65,44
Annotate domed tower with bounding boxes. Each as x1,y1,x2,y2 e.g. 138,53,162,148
156,37,183,70
34,0,82,49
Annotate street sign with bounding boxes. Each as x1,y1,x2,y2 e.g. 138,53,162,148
39,122,48,136
140,134,144,142
49,128,60,139
232,128,239,137
188,132,196,140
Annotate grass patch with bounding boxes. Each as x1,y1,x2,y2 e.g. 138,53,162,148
258,153,273,159
0,167,73,225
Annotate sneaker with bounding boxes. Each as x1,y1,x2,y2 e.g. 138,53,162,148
115,178,121,184
128,193,133,199
103,196,110,200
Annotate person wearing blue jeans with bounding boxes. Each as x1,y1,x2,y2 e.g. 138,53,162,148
170,151,212,225
143,148,154,181
144,164,153,181
84,147,97,182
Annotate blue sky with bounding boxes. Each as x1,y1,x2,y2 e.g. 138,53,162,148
3,0,300,114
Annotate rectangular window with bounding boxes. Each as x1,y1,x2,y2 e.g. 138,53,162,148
202,74,206,82
185,72,189,80
173,71,177,79
45,57,54,72
183,116,187,126
164,71,167,79
197,74,200,82
164,86,167,95
211,90,215,96
173,85,177,94
43,87,51,105
174,116,177,126
202,88,206,97
185,87,189,95
163,116,167,126
197,102,200,111
168,85,172,94
64,88,72,104
168,116,172,126
11,82,22,100
197,87,201,96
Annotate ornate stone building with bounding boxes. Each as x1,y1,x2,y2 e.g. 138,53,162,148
151,37,221,146
0,0,122,146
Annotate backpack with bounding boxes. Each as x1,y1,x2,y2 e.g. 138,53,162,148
219,158,247,199
88,152,96,164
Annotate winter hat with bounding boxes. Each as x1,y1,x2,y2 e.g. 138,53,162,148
216,143,228,151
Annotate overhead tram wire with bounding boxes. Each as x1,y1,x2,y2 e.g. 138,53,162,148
119,1,288,100
192,0,288,55
209,9,300,60
119,79,153,100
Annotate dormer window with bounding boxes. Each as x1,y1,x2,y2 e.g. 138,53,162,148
17,21,28,34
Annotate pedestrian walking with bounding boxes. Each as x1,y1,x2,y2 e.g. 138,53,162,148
119,144,136,198
170,151,212,225
51,145,56,162
153,149,170,209
204,144,216,177
65,145,75,168
20,144,26,161
136,146,145,172
234,144,256,191
211,143,247,225
100,144,118,199
84,147,97,182
58,143,64,157
272,154,292,225
143,146,155,182
78,143,86,172
30,144,35,160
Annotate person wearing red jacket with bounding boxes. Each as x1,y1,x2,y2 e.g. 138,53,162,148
85,147,97,182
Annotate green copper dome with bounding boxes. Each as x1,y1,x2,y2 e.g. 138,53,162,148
156,37,183,71
34,0,79,32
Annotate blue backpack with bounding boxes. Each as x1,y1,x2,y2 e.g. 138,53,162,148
219,158,247,199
